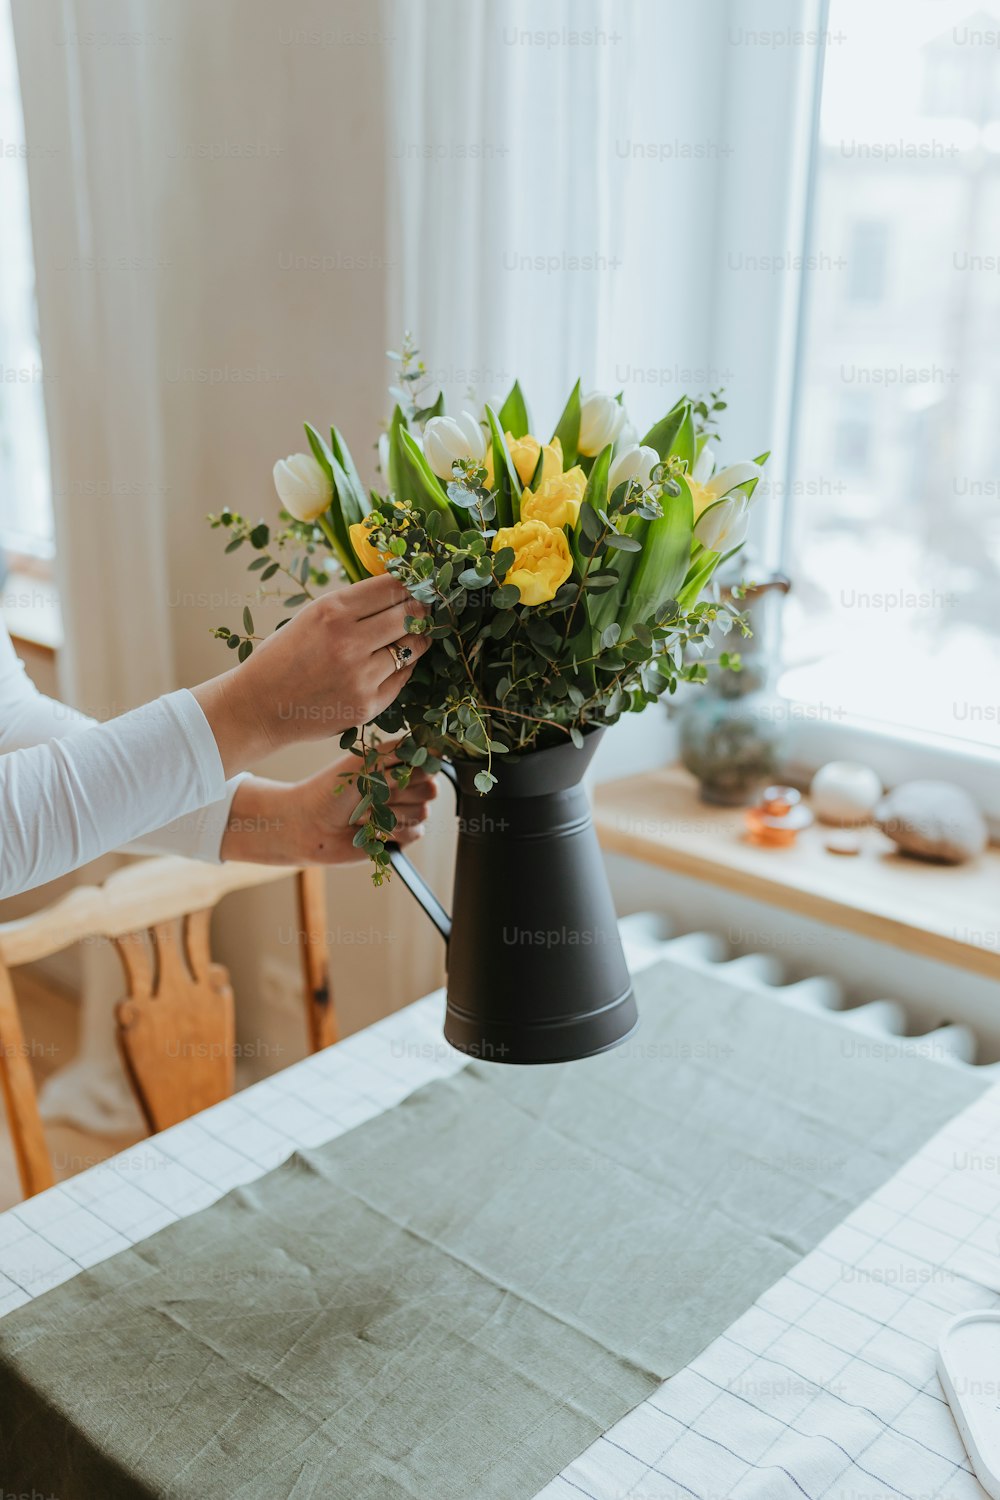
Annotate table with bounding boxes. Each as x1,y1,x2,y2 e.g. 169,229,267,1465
2,935,996,1499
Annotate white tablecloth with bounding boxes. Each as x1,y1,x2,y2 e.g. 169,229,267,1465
1,945,995,1500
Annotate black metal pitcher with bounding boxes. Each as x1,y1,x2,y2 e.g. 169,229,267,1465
388,728,638,1065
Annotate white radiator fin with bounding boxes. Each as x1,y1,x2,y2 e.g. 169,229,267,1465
620,911,991,1073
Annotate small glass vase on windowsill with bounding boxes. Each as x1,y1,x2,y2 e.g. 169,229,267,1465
676,567,792,807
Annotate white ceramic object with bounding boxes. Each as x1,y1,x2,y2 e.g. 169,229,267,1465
810,760,883,826
938,1311,1000,1497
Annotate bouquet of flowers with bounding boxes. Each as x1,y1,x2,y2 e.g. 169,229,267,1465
211,342,768,881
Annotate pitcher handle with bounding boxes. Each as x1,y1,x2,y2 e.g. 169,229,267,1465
386,760,458,943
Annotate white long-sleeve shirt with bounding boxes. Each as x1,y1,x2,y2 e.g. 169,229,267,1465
0,623,245,899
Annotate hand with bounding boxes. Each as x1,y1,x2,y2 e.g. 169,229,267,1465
192,576,429,776
219,755,439,865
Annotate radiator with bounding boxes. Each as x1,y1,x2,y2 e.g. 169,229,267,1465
620,911,1000,1077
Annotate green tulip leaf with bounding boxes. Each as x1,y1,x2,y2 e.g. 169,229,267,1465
485,404,521,528
551,378,582,467
498,380,530,440
304,422,334,480
641,398,694,465
399,427,463,531
617,475,693,634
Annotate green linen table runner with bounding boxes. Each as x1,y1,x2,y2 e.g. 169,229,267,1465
0,957,983,1499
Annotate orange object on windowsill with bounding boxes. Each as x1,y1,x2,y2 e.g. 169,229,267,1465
745,785,814,848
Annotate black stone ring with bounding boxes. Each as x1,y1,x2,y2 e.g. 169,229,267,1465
386,641,414,672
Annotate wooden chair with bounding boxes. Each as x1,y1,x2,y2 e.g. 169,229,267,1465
0,856,334,1200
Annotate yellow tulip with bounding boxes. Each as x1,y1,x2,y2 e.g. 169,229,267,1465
349,517,388,577
520,464,586,530
492,519,573,606
507,433,540,486
685,475,715,521
485,433,563,489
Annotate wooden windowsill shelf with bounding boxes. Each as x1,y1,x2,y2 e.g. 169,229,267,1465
1,569,62,654
593,765,1000,982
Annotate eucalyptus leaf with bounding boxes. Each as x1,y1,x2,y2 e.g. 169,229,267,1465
578,503,603,542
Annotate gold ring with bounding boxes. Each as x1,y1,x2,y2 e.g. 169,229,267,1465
386,641,414,672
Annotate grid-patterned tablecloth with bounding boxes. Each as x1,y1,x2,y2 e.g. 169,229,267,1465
1,953,995,1500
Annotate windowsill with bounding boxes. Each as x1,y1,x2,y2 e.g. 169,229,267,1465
0,568,63,654
593,763,1000,982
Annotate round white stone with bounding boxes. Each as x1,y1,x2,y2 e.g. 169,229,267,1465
810,760,883,826
876,780,988,864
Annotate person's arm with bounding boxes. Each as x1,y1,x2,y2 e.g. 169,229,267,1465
0,689,230,897
0,624,247,864
220,756,438,865
0,578,428,899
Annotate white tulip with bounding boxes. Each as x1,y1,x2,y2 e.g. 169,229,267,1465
272,452,332,523
695,493,753,552
688,451,765,553
377,431,390,476
616,419,639,452
579,390,627,456
609,444,659,493
422,412,487,479
691,444,716,484
699,460,763,497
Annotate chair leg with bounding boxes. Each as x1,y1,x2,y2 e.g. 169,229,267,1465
296,868,335,1052
0,962,54,1198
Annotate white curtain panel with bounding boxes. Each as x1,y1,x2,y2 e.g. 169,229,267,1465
11,0,180,1132
11,0,175,719
9,0,446,1129
385,0,720,432
382,0,818,782
385,0,820,444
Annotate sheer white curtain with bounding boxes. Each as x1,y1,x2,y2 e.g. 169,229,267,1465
8,0,421,1129
0,5,50,554
11,0,175,719
11,0,182,1131
386,0,629,422
383,0,809,775
386,0,817,441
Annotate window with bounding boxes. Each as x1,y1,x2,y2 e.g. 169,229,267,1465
780,0,1000,759
846,220,889,303
0,0,52,560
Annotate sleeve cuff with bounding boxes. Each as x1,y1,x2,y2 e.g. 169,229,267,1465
167,688,229,805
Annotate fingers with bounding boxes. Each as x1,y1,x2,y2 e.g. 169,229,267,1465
387,768,437,846
371,632,431,685
361,599,428,653
348,574,428,625
391,822,427,847
365,656,423,718
345,574,409,618
390,774,438,805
